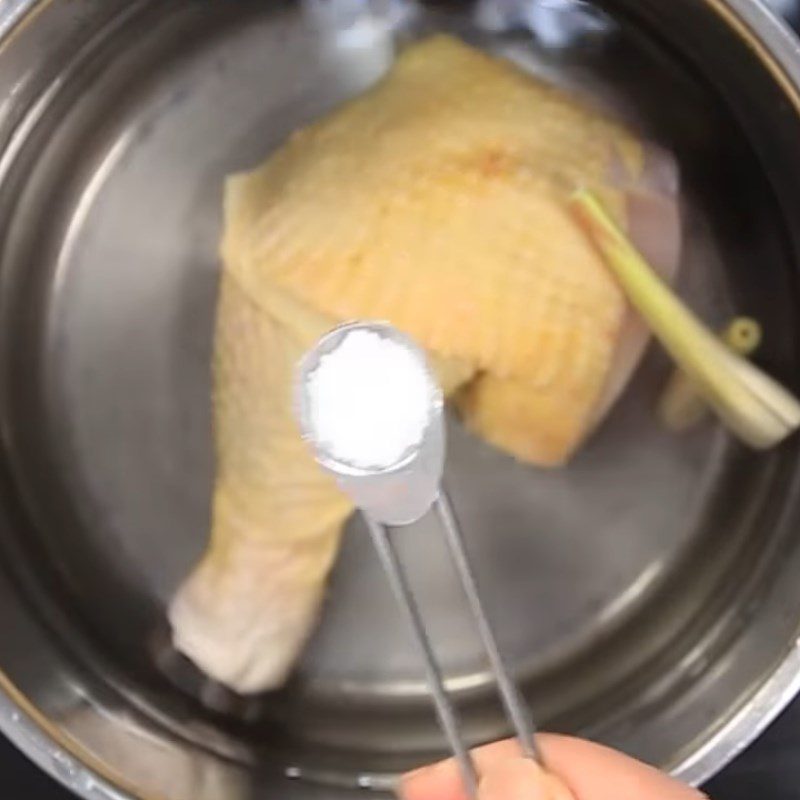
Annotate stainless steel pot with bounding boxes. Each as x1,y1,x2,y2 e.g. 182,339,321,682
2,1,800,798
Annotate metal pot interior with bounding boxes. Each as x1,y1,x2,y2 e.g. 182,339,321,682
0,1,800,798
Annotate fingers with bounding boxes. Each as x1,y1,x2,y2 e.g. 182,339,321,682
402,740,521,800
402,740,557,800
478,758,575,800
544,735,708,800
400,735,708,800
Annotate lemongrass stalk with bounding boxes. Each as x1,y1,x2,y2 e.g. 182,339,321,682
570,189,800,449
723,317,762,355
659,317,762,431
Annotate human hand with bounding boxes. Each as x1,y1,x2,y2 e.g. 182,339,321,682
400,735,708,800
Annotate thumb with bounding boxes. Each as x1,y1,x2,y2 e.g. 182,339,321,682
479,757,575,800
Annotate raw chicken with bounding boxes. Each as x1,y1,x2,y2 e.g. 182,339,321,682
168,35,680,693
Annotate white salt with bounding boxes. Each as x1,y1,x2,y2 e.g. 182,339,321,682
305,328,434,470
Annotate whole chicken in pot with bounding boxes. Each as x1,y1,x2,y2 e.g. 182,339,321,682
169,35,681,694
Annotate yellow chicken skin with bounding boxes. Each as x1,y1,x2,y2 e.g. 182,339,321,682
227,35,649,463
168,35,680,693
